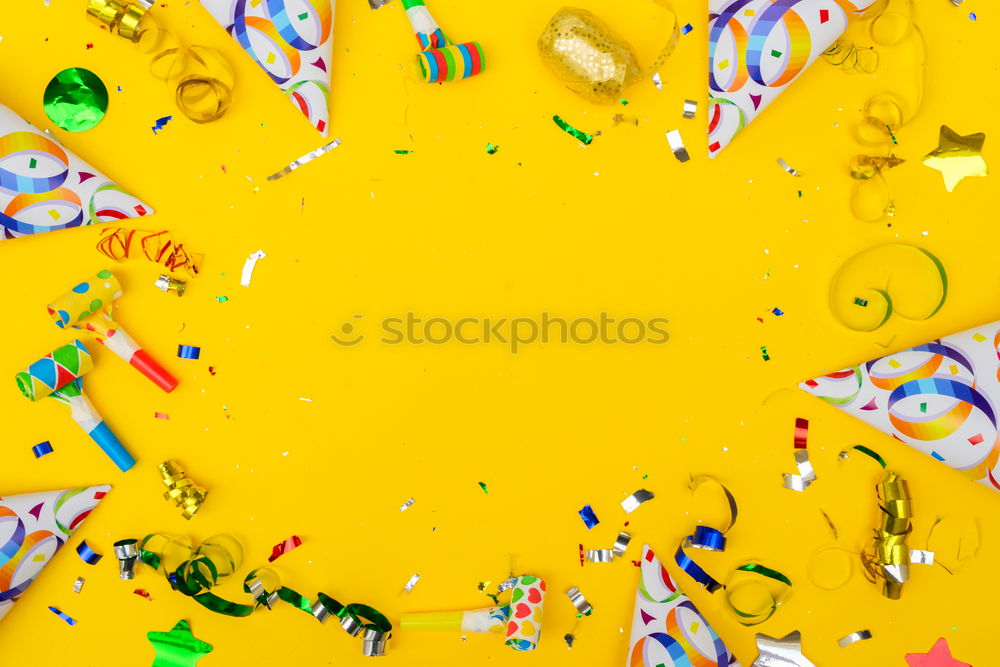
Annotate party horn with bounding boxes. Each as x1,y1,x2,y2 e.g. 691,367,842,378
48,269,178,392
401,605,510,633
399,0,485,83
15,340,136,471
505,575,546,651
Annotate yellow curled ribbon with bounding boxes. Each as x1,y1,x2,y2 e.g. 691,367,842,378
86,0,234,123
866,470,912,599
158,460,208,520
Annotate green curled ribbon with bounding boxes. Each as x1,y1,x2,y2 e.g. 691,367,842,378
137,533,392,654
724,562,793,626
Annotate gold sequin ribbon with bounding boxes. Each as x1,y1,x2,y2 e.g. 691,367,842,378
537,1,680,104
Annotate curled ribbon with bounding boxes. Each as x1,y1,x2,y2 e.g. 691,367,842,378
158,460,208,520
724,562,792,626
98,227,203,277
865,471,912,599
674,475,738,593
138,533,392,656
826,0,924,220
86,0,234,123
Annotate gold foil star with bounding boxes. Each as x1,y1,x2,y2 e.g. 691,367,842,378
922,125,988,192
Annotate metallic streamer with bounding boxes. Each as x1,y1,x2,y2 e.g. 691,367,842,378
665,130,689,162
621,489,654,514
32,441,54,458
565,586,592,616
76,540,103,565
869,471,912,599
158,460,208,519
612,532,631,557
177,345,201,360
115,538,139,579
268,535,303,562
155,274,187,296
266,139,342,181
49,606,76,626
585,549,613,563
838,630,873,647
783,418,817,491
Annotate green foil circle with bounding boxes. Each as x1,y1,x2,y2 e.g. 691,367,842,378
43,67,109,132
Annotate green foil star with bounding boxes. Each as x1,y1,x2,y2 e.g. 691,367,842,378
148,619,213,667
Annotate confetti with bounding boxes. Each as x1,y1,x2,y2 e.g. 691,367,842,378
910,549,935,565
399,498,415,511
565,586,593,616
761,346,770,361
585,549,614,563
777,157,801,176
393,149,413,154
485,143,499,154
268,535,303,562
772,307,784,316
240,249,267,287
652,72,663,90
578,504,600,529
478,481,488,494
665,130,690,162
612,531,631,557
152,115,173,134
266,138,341,181
134,588,153,601
783,418,817,491
682,99,697,119
177,345,201,359
32,441,54,458
681,23,693,34
853,297,868,306
553,115,593,145
155,275,187,296
215,296,229,303
155,412,170,420
49,606,76,625
621,489,654,514
73,577,85,593
838,630,873,648
402,573,421,594
76,540,103,565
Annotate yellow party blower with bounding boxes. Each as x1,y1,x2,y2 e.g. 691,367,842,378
47,269,178,392
401,605,510,633
15,340,135,472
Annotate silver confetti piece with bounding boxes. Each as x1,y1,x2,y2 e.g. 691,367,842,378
910,549,935,565
154,274,186,296
399,498,415,512
402,573,421,594
113,539,139,580
267,138,342,181
652,72,663,90
565,586,592,616
783,450,817,492
369,0,392,7
497,576,519,592
838,630,873,648
585,549,614,563
665,131,690,163
951,0,964,5
682,100,697,119
753,631,816,667
621,489,655,514
777,157,802,177
73,577,85,594
612,532,631,557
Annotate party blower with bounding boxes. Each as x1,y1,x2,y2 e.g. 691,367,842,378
401,575,546,651
15,340,136,471
48,269,178,392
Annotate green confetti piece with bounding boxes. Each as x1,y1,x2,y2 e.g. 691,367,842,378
28,157,37,168
760,346,770,361
485,143,499,154
43,67,109,132
854,297,868,307
770,49,782,57
393,150,413,155
297,11,309,20
552,115,593,145
920,402,927,413
478,482,488,494
620,99,629,105
216,296,229,303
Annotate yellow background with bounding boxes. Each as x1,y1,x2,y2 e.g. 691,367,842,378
0,0,996,665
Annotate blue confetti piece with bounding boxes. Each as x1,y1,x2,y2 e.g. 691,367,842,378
772,308,784,316
32,441,53,458
49,606,76,626
931,451,945,461
152,115,173,134
177,344,201,359
76,540,103,565
969,12,976,20
681,23,693,34
578,504,600,529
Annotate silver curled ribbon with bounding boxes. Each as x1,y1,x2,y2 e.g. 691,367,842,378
565,586,592,616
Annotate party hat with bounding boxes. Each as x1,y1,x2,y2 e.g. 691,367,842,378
801,319,1000,491
0,486,111,622
0,104,152,241
627,544,739,666
708,0,877,157
200,0,334,135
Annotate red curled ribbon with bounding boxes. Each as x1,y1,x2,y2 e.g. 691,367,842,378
97,227,203,277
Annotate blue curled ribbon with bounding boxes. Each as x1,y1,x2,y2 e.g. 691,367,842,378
674,476,738,593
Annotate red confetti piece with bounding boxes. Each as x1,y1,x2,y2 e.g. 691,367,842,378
793,418,809,449
208,366,217,375
631,560,641,567
268,535,302,562
155,412,170,420
133,589,153,601
86,43,94,49
578,543,585,567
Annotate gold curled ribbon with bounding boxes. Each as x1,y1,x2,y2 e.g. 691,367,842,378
98,227,204,277
537,0,680,105
87,0,233,123
158,460,208,520
865,470,912,599
826,0,924,221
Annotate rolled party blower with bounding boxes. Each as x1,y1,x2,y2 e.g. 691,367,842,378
15,340,135,471
374,0,485,84
401,574,546,651
48,269,178,392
